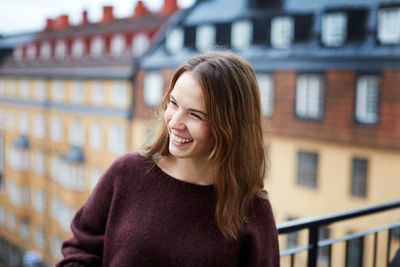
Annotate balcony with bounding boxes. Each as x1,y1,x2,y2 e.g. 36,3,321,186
278,199,400,267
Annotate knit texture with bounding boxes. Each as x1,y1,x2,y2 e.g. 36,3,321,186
56,153,280,267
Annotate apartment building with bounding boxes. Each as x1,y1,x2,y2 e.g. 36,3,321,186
0,0,179,265
138,0,400,266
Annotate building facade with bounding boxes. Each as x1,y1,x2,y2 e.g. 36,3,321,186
139,0,400,266
0,0,179,265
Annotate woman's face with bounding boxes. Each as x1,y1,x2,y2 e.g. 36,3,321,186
164,72,214,161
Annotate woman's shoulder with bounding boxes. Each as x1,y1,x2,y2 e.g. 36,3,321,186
245,196,277,231
110,152,151,170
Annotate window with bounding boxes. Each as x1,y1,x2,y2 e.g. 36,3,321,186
33,150,45,176
69,119,83,146
50,116,63,142
351,158,368,198
286,217,299,249
144,72,163,107
321,12,347,47
27,44,37,60
7,79,17,97
108,125,126,154
271,16,294,48
40,41,51,60
297,151,318,188
215,23,231,48
0,110,3,130
91,81,104,106
111,81,128,107
0,78,5,96
111,34,126,57
346,236,364,267
7,211,16,232
35,79,46,101
90,168,102,190
184,26,196,49
0,134,3,189
35,226,46,249
196,24,215,52
6,111,15,131
14,46,23,61
20,219,29,240
296,75,324,119
89,122,102,150
71,80,84,104
72,39,85,59
256,73,274,117
131,33,150,57
378,7,400,44
52,235,63,258
166,27,184,54
52,80,64,102
33,114,45,138
0,206,4,226
55,40,67,59
91,36,104,58
355,76,379,124
18,113,28,135
20,79,30,98
231,20,253,50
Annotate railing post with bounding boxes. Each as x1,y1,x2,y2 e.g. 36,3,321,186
308,225,319,267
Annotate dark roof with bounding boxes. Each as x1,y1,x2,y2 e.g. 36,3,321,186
0,32,37,49
141,0,400,70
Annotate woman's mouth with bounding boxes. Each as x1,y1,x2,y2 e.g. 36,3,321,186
171,133,193,144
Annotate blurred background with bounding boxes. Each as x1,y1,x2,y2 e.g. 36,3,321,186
0,0,399,266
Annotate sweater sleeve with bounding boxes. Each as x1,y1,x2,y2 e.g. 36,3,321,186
239,198,280,267
56,155,126,267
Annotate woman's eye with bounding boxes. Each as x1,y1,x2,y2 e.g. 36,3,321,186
191,113,203,120
169,99,178,106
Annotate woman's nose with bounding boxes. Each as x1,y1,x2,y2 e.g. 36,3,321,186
169,110,185,130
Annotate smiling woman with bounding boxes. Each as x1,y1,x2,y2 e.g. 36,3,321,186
56,52,280,267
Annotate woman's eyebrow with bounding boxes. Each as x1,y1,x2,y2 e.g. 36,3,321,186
170,95,207,116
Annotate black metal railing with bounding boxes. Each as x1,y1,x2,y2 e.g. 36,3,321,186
277,199,400,267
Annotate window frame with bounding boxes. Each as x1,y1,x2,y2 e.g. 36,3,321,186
296,150,319,188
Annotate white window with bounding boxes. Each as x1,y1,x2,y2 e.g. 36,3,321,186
18,112,29,134
256,74,274,117
6,111,15,130
111,81,128,107
35,226,46,249
33,150,45,176
378,7,400,44
355,76,379,124
55,40,67,59
108,125,126,154
14,46,23,61
144,72,163,107
89,122,102,150
21,186,30,207
35,79,46,101
72,39,85,59
0,133,3,181
71,80,84,104
7,79,17,97
271,16,294,48
90,168,102,190
0,110,3,130
91,81,104,106
73,165,85,191
50,157,61,182
111,34,126,57
166,27,184,54
322,12,347,47
52,235,63,258
8,180,21,206
131,33,150,57
40,42,51,60
20,79,30,98
27,44,37,61
231,20,253,50
196,24,216,52
69,119,83,146
33,188,46,213
50,116,63,142
20,219,29,240
51,196,61,219
296,75,324,119
6,211,16,232
52,80,64,102
91,36,104,58
33,114,45,138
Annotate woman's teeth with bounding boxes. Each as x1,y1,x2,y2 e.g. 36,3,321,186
171,133,193,143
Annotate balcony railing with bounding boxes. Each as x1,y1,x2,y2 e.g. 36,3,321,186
277,200,400,267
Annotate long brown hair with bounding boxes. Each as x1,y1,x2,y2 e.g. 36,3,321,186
143,51,267,239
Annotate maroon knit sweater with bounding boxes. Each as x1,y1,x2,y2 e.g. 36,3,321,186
56,153,280,267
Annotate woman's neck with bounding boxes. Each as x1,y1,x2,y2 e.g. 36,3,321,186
157,155,215,186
